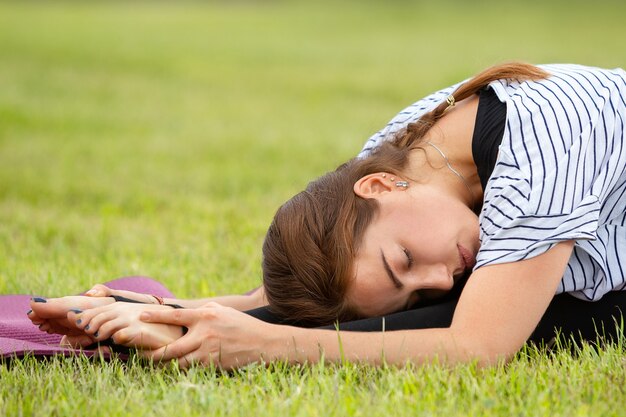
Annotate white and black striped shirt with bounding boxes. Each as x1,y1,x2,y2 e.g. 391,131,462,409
359,64,626,301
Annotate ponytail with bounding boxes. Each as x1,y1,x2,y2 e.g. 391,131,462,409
394,62,549,149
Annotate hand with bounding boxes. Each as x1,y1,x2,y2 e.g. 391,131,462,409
66,302,183,350
85,284,159,305
138,302,278,369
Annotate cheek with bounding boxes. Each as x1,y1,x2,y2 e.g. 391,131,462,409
403,212,450,240
355,293,401,317
348,275,401,316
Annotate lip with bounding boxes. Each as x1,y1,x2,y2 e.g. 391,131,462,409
457,244,476,272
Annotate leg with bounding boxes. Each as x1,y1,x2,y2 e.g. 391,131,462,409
243,302,457,330
323,292,626,345
320,300,457,331
246,293,626,345
530,291,626,345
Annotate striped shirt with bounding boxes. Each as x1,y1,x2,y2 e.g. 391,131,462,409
358,64,626,301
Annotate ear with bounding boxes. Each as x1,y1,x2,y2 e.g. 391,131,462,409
353,173,394,199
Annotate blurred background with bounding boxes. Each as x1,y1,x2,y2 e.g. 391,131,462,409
1,0,625,297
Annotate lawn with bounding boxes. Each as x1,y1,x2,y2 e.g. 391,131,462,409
2,1,626,416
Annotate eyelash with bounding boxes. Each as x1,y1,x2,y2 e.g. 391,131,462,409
402,247,413,269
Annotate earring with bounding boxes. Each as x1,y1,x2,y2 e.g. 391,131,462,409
390,177,396,182
381,174,386,178
395,181,409,189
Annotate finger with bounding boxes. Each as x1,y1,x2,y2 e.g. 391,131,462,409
178,353,198,369
110,328,138,347
94,318,128,342
67,307,116,335
138,336,202,361
181,348,218,369
84,284,112,297
140,308,196,327
70,310,119,338
111,325,177,348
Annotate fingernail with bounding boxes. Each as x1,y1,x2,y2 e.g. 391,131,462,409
26,309,32,315
140,312,151,320
76,319,82,325
85,290,97,296
94,331,99,338
32,297,47,303
69,309,83,314
85,324,90,330
38,324,43,329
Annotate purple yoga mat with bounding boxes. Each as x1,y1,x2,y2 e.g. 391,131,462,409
0,276,174,359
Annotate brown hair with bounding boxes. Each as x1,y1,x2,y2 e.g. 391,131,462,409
262,62,548,326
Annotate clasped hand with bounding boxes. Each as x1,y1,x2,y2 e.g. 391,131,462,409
29,285,281,369
139,303,277,369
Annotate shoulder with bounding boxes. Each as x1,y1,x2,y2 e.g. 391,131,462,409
489,63,626,113
476,152,601,271
358,81,464,158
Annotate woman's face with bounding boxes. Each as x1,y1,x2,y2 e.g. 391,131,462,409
347,174,480,317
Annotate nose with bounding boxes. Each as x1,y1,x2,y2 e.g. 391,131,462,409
407,264,454,292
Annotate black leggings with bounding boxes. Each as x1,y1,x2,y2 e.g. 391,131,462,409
245,292,626,345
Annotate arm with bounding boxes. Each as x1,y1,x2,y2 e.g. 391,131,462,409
86,285,267,311
140,241,574,369
276,241,574,366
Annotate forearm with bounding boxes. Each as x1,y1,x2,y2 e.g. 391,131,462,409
138,303,507,369
269,242,573,367
267,325,496,367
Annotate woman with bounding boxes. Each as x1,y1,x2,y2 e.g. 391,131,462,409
29,62,626,368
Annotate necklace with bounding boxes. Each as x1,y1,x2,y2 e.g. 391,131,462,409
426,141,476,211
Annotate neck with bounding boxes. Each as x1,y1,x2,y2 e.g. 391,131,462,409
426,141,477,211
406,94,483,211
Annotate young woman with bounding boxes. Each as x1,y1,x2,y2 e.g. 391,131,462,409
29,62,626,369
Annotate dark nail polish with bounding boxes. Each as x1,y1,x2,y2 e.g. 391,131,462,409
76,319,82,325
69,309,83,314
32,297,47,303
26,309,32,315
85,324,90,331
94,331,99,338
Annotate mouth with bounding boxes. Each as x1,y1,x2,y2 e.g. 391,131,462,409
457,244,476,273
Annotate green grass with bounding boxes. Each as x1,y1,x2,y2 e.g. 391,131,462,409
3,343,626,417
2,1,626,416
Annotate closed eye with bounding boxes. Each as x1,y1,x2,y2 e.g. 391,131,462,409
403,247,413,269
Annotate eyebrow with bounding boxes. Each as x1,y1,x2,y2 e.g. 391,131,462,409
381,249,404,290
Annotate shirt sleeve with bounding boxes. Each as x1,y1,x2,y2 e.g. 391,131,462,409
475,146,601,270
358,81,464,158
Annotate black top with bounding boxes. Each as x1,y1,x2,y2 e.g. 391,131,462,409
471,87,507,190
